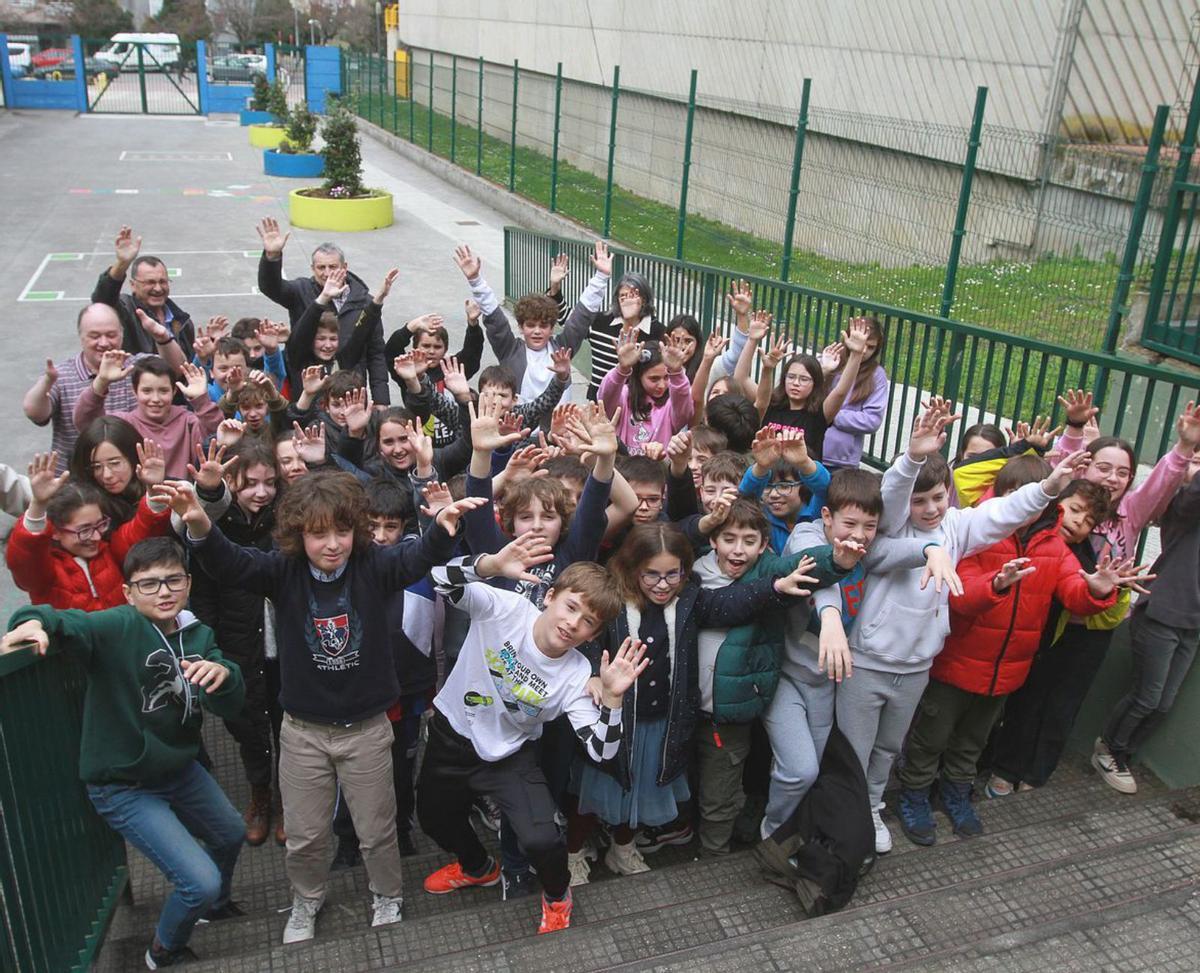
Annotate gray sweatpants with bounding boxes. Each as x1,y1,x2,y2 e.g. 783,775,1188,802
835,667,930,809
761,674,835,839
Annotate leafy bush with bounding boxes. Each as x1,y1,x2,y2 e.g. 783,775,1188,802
249,73,271,111
320,98,364,196
267,78,289,121
280,102,318,154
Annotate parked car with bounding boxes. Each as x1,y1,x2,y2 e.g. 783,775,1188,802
7,41,31,71
31,57,107,81
210,53,267,83
31,47,71,69
94,32,181,71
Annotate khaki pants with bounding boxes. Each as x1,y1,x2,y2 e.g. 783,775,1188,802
694,716,752,854
279,712,403,900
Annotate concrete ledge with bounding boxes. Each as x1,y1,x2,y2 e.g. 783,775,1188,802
357,117,617,247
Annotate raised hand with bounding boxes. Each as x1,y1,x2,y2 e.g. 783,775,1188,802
549,253,569,289
96,350,134,389
470,397,528,453
224,365,246,392
661,336,689,374
175,361,208,400
550,346,573,382
114,224,141,266
832,536,867,570
179,657,229,691
698,494,733,534
598,637,650,705
590,240,613,276
215,418,244,448
301,364,331,398
392,352,420,383
566,402,621,458
375,268,400,304
760,333,791,369
1011,415,1060,450
150,480,210,536
453,244,482,280
666,429,692,476
405,420,434,474
255,216,290,257
747,309,772,343
187,440,239,491
615,327,643,372
442,355,471,400
291,422,326,465
1083,553,1156,598
773,559,821,597
341,388,371,438
726,278,753,319
1044,448,1091,495
703,332,729,362
256,319,288,353
407,313,444,334
136,307,169,342
750,425,782,470
906,403,959,460
1175,400,1200,450
642,442,665,462
42,358,59,387
433,496,488,536
419,480,454,519
28,452,69,506
319,266,347,303
549,404,584,454
505,444,552,483
1057,388,1098,428
777,427,810,467
0,618,49,656
498,410,527,441
842,317,871,356
479,534,556,583
993,556,1036,592
135,439,166,487
464,300,481,325
919,546,964,595
818,341,845,375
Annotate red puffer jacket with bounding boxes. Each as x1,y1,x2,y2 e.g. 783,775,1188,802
5,497,171,611
931,513,1116,696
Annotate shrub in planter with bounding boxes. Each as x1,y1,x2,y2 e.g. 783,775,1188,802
265,103,324,177
267,78,289,122
280,103,318,154
241,72,275,124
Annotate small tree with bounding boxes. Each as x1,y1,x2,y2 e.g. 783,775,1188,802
249,73,271,111
267,78,289,121
280,103,318,154
320,99,364,197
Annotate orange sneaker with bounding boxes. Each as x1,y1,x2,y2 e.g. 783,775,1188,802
538,890,573,934
423,859,501,895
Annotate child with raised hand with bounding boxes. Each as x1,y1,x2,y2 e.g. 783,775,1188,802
7,450,171,611
69,417,166,528
565,522,822,880
951,415,1059,508
288,367,364,462
419,545,641,934
165,471,485,945
2,536,246,970
897,453,1149,845
819,316,889,470
600,329,693,456
740,425,831,553
231,317,290,390
74,353,222,479
219,367,290,443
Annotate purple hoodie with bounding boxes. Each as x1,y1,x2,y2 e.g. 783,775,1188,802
821,367,889,468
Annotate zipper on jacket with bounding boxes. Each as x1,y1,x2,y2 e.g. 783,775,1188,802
988,536,1024,696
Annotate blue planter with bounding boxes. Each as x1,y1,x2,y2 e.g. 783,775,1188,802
263,150,325,178
240,109,277,126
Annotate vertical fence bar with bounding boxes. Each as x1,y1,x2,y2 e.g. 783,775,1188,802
476,56,483,175
408,53,414,141
136,44,148,114
675,68,699,261
549,61,563,212
427,50,435,150
367,50,373,120
940,86,987,320
450,54,458,164
602,64,621,238
509,58,519,192
779,78,812,282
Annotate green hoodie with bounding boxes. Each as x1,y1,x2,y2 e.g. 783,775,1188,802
8,604,244,786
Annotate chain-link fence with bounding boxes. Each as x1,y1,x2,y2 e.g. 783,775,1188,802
343,45,1189,351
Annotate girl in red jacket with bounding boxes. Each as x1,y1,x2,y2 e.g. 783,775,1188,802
896,456,1145,846
5,451,171,611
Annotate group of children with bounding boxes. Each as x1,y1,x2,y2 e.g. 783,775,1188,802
5,222,1200,971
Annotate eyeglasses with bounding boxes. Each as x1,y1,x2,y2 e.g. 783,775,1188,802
635,495,664,508
90,459,130,476
764,481,801,494
1092,464,1132,481
640,569,684,588
129,574,189,595
59,517,111,541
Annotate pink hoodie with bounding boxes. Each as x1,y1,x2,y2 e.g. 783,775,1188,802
599,365,694,456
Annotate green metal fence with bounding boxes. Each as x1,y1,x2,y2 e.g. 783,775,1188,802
504,224,1200,471
342,46,1189,352
81,39,199,114
0,649,127,973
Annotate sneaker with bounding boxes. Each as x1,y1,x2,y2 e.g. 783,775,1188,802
281,894,323,945
145,938,197,969
196,900,245,924
1092,750,1138,794
396,829,417,857
1093,736,1111,758
473,796,501,833
871,806,893,855
567,848,595,887
538,890,573,934
604,839,650,875
897,787,937,846
940,778,983,837
423,858,501,894
502,867,538,900
635,821,694,854
984,775,1014,798
370,893,403,927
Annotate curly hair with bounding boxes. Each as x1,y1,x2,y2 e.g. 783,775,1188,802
498,477,575,536
514,293,559,328
273,470,371,559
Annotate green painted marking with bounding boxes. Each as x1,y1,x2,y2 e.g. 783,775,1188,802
49,252,83,260
168,268,181,278
23,291,62,301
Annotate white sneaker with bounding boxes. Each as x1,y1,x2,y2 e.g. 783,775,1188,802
984,774,1014,798
871,806,893,855
1092,751,1138,794
1093,736,1111,758
370,893,403,927
567,849,594,886
605,839,650,875
282,893,323,944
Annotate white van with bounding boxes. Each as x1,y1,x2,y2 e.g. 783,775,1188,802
94,33,181,71
7,41,31,71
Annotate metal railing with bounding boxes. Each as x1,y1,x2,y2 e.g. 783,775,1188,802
0,648,127,973
504,225,1200,470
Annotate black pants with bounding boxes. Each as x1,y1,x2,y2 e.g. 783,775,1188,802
417,710,569,898
222,653,274,789
499,715,576,873
990,625,1114,787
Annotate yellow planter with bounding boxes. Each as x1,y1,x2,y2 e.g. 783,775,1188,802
288,189,395,231
248,124,287,149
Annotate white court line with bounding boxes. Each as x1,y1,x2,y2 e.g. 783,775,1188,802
65,250,258,256
18,253,53,302
18,250,258,302
23,291,261,303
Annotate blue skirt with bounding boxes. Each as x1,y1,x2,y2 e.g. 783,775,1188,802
576,716,690,828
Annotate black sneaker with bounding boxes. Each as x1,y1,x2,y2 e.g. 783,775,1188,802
397,829,417,857
145,938,197,969
331,836,362,870
196,900,245,924
635,822,694,854
501,867,538,901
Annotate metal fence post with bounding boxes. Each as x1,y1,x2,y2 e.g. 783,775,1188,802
602,65,620,238
940,86,987,321
428,50,435,150
509,59,519,192
367,51,373,121
136,44,148,114
450,54,458,163
408,54,415,141
675,68,699,261
779,79,812,282
549,61,564,212
476,56,483,175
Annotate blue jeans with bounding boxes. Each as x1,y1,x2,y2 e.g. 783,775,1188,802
87,761,245,950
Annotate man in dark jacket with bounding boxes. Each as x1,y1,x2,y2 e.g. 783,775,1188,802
92,225,195,362
255,217,391,406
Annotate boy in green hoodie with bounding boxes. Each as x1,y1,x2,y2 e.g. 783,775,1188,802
1,535,246,970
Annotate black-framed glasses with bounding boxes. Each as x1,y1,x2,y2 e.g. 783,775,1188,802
59,517,111,541
764,481,801,494
129,574,189,595
640,569,684,588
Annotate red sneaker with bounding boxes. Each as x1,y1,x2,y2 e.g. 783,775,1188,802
423,859,501,895
538,889,573,934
